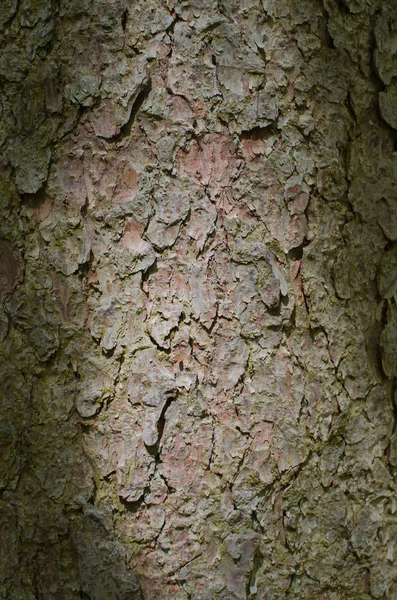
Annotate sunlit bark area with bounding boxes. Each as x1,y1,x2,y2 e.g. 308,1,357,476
1,1,397,598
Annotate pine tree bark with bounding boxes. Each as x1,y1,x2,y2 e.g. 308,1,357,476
1,1,397,599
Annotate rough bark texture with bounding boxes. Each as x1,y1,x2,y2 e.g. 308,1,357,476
1,1,397,599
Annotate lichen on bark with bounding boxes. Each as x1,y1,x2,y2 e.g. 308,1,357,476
1,1,397,599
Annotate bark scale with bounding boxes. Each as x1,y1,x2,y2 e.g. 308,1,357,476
0,1,397,599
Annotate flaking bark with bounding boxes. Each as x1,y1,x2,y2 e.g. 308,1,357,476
1,1,397,599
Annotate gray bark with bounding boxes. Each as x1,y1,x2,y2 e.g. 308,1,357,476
1,0,397,599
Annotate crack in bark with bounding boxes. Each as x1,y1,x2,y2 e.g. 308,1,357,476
104,78,152,143
246,547,264,599
144,392,178,459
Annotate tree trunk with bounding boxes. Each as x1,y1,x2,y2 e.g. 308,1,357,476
1,1,397,598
